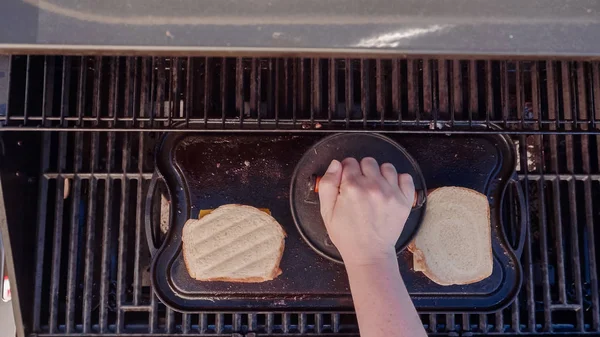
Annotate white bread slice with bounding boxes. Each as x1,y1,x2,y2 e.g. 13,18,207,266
408,187,492,285
182,204,286,282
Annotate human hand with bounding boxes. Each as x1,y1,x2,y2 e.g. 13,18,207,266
318,157,415,266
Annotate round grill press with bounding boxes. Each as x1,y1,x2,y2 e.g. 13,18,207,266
290,133,427,264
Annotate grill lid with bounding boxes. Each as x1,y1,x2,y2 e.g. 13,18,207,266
1,0,600,56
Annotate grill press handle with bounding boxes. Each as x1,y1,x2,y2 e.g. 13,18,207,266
144,171,165,257
503,177,527,258
312,175,425,208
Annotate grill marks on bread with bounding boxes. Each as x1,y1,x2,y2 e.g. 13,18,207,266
182,204,286,282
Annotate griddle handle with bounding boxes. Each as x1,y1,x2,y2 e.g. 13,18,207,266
504,177,527,258
144,171,164,257
312,175,424,208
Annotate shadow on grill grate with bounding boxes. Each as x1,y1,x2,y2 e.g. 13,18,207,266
1,55,600,336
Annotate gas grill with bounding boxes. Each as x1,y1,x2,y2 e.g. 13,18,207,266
0,55,599,336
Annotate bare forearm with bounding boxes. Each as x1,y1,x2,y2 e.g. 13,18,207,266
345,254,426,337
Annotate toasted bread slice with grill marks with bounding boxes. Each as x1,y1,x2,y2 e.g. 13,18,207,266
182,204,286,282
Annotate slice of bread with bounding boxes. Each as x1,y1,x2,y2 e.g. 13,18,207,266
408,187,492,285
182,204,286,282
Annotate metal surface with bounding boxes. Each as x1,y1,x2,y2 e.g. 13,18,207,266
0,55,599,335
1,0,600,56
291,133,427,264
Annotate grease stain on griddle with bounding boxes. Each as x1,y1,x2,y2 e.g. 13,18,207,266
176,136,292,195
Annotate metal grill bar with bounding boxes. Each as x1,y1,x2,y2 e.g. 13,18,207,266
77,57,86,126
255,58,262,124
121,305,152,312
59,57,70,126
562,63,585,332
220,57,226,128
545,61,569,315
48,132,67,333
93,56,102,126
181,313,190,334
530,62,553,333
360,59,367,128
452,60,462,124
344,58,351,127
3,55,12,126
32,132,51,331
128,58,137,126
375,59,384,126
8,115,600,129
519,136,535,333
83,132,99,333
116,132,130,334
391,60,400,126
267,59,274,123
65,132,83,333
469,60,477,125
298,59,305,123
423,59,432,119
235,58,243,123
99,133,115,333
4,124,600,135
199,313,207,333
156,59,166,124
292,59,298,126
22,56,30,125
133,134,144,306
203,58,210,126
275,59,281,126
150,294,157,333
438,60,448,120
536,137,552,332
41,56,51,126
407,59,417,122
485,60,493,125
577,62,594,333
140,58,149,126
311,58,320,124
10,114,600,125
184,57,191,127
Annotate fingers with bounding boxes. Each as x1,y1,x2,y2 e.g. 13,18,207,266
380,163,399,186
398,173,415,204
318,160,343,222
341,158,361,180
360,157,381,178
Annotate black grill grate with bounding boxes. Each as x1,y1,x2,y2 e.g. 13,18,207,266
2,55,600,336
3,56,600,133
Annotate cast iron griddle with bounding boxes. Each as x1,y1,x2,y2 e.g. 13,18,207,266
290,133,426,263
150,132,524,312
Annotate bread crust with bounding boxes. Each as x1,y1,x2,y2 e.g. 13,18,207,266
409,187,492,286
182,204,286,283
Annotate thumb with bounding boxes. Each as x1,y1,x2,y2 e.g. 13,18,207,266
318,160,342,223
